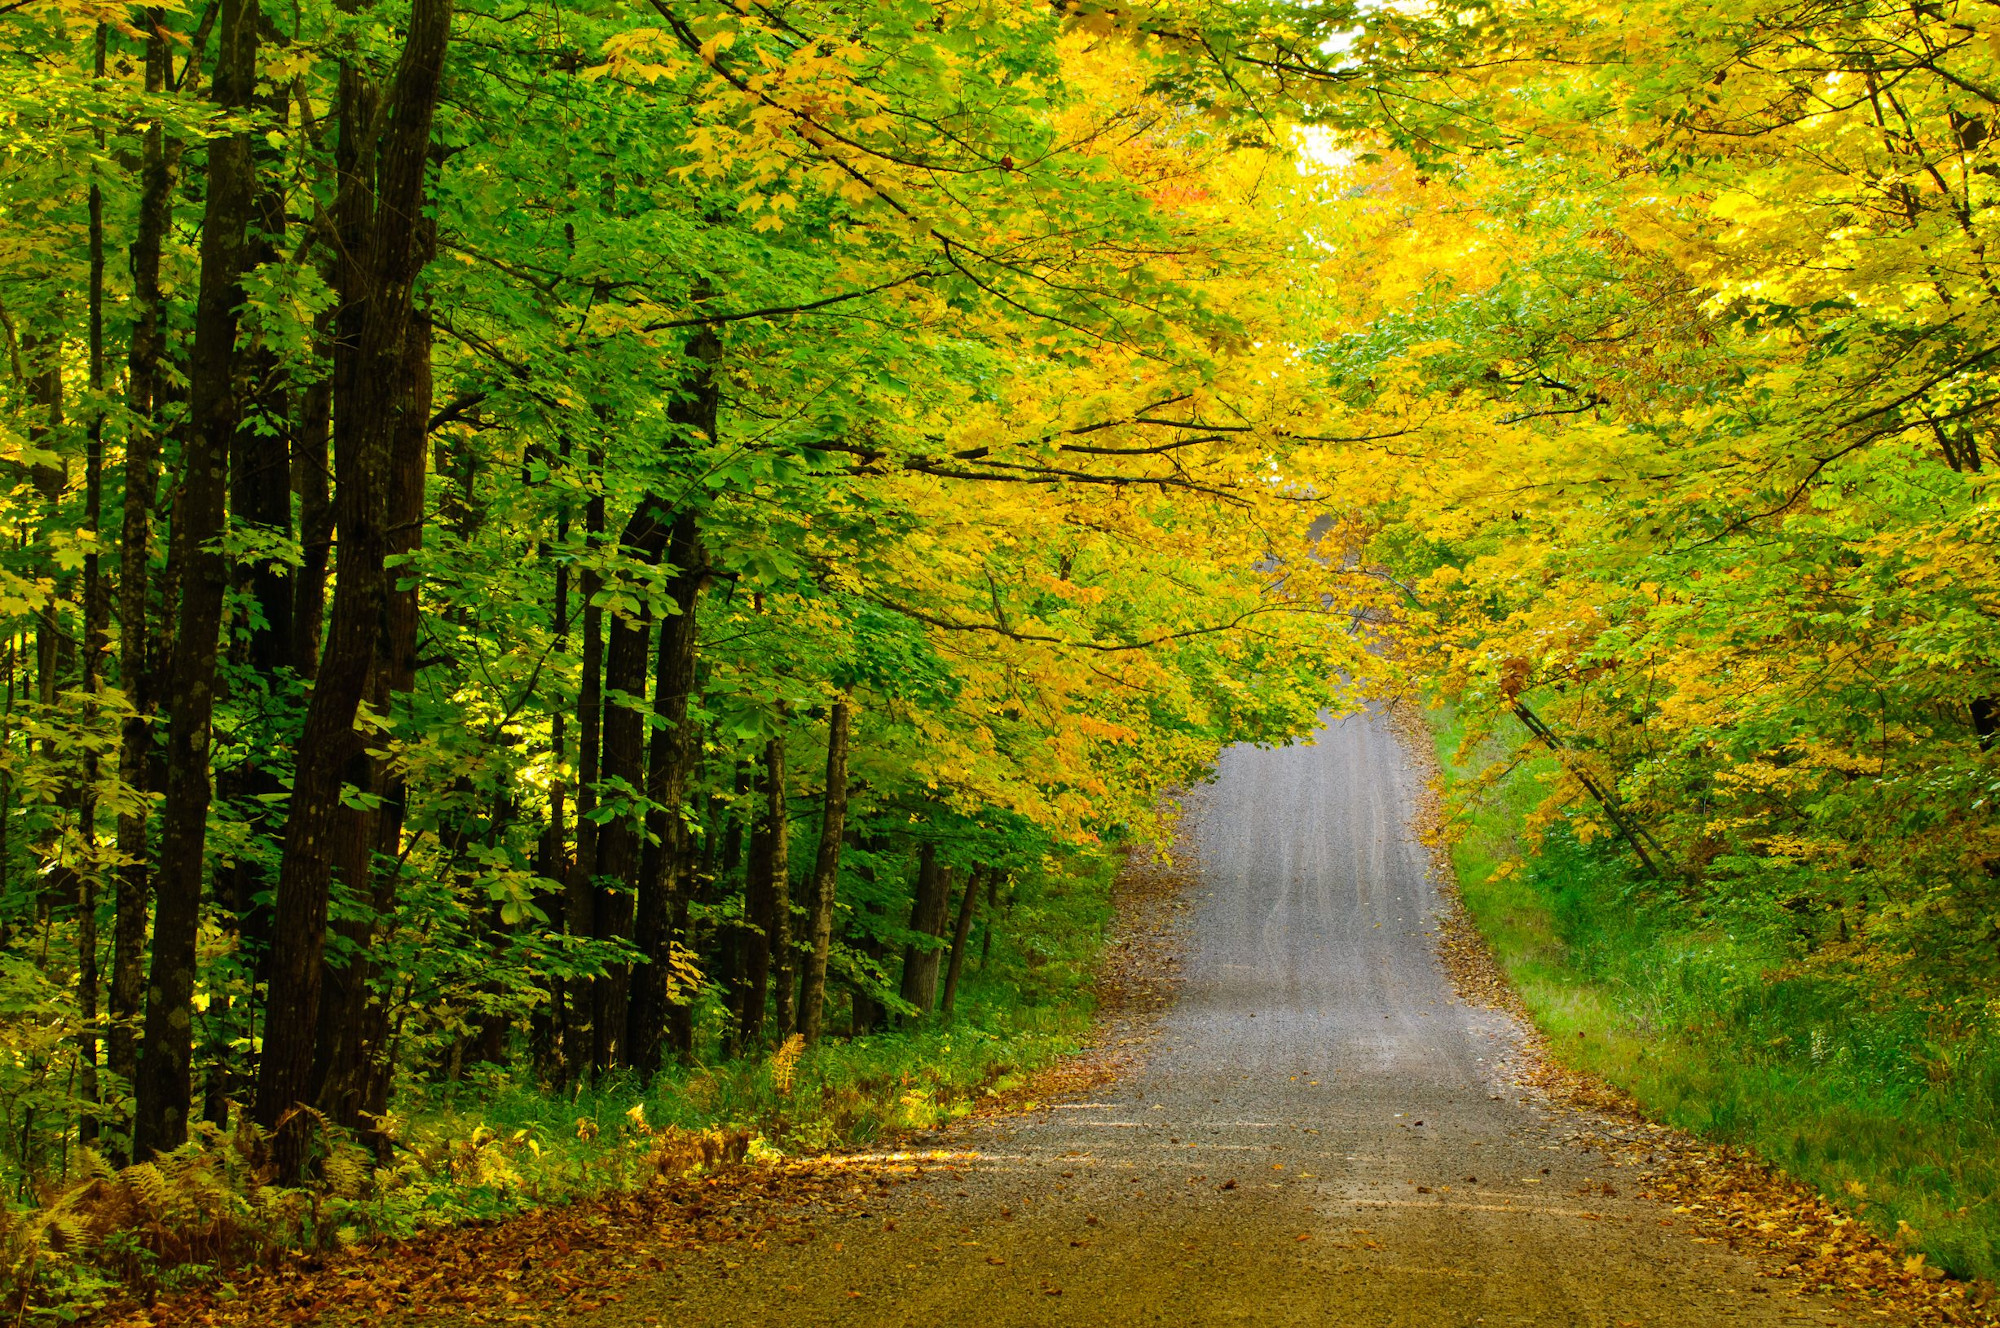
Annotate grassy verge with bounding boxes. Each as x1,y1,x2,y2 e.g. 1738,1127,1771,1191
5,856,1117,1320
379,1004,1091,1231
1430,703,2000,1285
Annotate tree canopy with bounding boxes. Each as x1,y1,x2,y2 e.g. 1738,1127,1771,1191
4,0,1999,1299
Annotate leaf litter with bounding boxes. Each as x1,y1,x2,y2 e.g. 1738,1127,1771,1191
98,819,1198,1328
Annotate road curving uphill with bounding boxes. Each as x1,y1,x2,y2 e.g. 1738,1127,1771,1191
602,707,1848,1327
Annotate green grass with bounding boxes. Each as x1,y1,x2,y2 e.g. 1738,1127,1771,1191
380,1002,1092,1232
1431,703,2000,1285
366,850,1119,1236
0,852,1120,1319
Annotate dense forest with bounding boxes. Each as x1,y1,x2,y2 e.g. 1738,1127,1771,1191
6,0,2000,1308
0,0,1370,1199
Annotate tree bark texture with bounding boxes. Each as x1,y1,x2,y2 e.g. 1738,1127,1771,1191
109,14,176,1114
741,795,772,1049
134,0,258,1159
254,0,450,1173
77,23,108,1139
720,761,749,1056
312,313,429,1132
899,842,950,1018
766,730,793,1039
798,700,848,1043
628,512,705,1073
291,310,334,678
941,867,982,1016
563,466,605,1079
590,501,670,1073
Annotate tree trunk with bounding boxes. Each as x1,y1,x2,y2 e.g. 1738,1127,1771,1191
134,0,259,1159
767,730,794,1038
233,88,295,685
849,834,885,1034
109,12,176,1117
25,336,72,922
719,761,749,1057
76,24,109,1142
899,842,950,1018
628,513,705,1073
254,0,450,1175
671,762,721,1063
741,775,773,1049
531,477,571,1080
563,464,605,1079
940,867,982,1016
799,700,848,1043
590,501,670,1072
311,312,429,1134
291,310,333,677
210,117,297,1089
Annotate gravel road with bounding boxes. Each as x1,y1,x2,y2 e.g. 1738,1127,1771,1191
598,707,1850,1327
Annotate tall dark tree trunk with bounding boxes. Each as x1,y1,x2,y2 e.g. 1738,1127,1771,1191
799,700,848,1043
628,513,705,1073
940,867,982,1016
590,502,670,1072
766,729,793,1038
109,13,176,1117
312,313,429,1134
563,463,605,1079
25,335,72,923
254,0,450,1175
673,759,722,1062
291,310,333,678
741,769,773,1049
531,477,571,1080
848,836,885,1035
233,93,295,685
363,307,429,982
719,761,749,1056
76,24,110,1142
208,100,299,1114
899,842,950,1018
134,0,259,1159
27,328,67,784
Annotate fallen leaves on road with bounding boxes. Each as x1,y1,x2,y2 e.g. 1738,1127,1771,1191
97,1159,888,1328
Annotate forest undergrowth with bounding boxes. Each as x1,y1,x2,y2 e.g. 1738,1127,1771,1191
0,857,1112,1322
1429,704,2000,1290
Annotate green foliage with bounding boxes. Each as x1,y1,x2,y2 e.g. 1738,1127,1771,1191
0,787,1117,1315
1434,703,2000,1284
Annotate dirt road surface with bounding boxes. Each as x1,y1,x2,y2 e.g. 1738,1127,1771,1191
594,708,1849,1327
